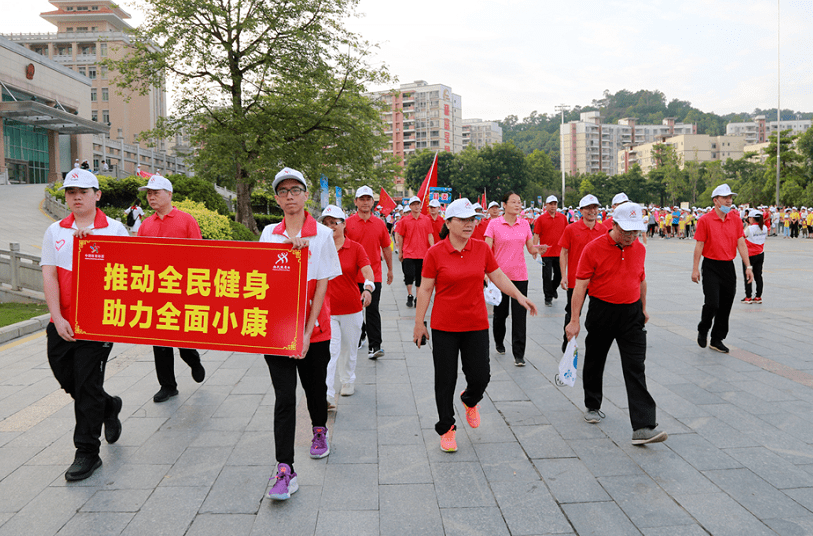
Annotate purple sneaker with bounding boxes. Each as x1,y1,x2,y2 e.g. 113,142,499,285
310,426,330,459
267,463,298,500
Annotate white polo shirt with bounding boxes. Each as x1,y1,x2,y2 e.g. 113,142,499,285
41,209,129,322
259,211,340,343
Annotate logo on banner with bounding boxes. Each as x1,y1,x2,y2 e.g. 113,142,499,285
85,243,104,261
273,252,290,271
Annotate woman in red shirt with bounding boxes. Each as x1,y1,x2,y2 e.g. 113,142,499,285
319,206,375,409
413,199,538,453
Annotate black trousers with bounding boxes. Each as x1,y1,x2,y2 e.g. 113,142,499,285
264,340,330,469
402,258,423,288
562,288,576,353
432,329,490,435
493,279,528,359
153,346,201,390
358,282,382,348
698,258,736,341
541,256,562,302
47,323,117,457
582,297,657,431
743,252,764,299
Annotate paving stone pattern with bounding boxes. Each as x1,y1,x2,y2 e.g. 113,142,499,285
1,189,813,535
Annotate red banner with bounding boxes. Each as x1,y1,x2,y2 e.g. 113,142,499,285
71,235,308,356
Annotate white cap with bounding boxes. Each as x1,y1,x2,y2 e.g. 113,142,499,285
748,208,762,218
579,194,600,208
318,204,346,222
408,196,421,205
355,185,374,198
472,202,483,211
611,192,629,205
272,167,308,193
444,198,478,220
428,199,441,208
138,174,173,192
612,202,647,231
711,183,737,198
60,168,99,190
487,201,500,209
545,195,558,204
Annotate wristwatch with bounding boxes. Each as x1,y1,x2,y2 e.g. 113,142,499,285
745,266,753,270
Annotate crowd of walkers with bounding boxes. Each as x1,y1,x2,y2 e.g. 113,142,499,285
43,164,780,504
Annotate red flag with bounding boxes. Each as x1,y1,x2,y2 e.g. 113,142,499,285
379,187,397,216
417,152,438,215
137,168,153,179
480,190,487,208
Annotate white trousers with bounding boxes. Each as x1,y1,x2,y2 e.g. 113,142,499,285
326,312,363,398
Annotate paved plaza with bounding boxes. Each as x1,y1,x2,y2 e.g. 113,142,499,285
1,184,813,535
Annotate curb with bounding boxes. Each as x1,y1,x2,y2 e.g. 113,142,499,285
0,313,51,344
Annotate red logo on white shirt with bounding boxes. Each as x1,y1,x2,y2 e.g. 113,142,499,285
55,239,66,251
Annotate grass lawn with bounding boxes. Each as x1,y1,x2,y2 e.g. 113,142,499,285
0,302,49,328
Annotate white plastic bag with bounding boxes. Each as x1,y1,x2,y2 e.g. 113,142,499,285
484,281,502,306
555,337,578,387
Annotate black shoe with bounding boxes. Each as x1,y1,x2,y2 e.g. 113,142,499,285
368,347,384,360
553,290,559,299
406,295,414,308
65,455,102,481
191,363,206,383
545,300,553,307
514,357,526,366
697,331,707,348
358,332,367,350
153,387,179,403
496,346,505,355
104,396,123,444
709,340,729,353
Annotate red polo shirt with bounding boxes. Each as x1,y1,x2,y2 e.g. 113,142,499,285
471,218,489,241
694,210,744,261
329,239,371,316
576,233,646,304
397,213,433,259
422,238,499,332
138,207,202,239
558,219,606,288
429,215,444,243
344,213,391,282
533,211,567,258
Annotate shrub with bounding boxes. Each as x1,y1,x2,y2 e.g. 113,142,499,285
229,220,258,241
252,213,283,232
173,199,232,240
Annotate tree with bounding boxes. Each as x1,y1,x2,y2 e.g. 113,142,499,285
762,130,804,204
104,0,394,233
403,150,457,193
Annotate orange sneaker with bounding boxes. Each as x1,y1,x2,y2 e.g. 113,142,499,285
440,426,457,452
460,391,480,428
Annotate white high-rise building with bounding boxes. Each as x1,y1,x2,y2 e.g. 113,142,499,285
560,112,696,176
462,119,502,150
726,115,811,145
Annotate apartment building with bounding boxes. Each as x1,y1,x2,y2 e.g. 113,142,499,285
462,119,502,150
561,112,696,176
3,0,168,160
618,134,746,175
368,81,462,194
726,115,811,145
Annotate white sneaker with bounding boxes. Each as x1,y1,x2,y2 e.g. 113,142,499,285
340,383,355,396
326,395,336,410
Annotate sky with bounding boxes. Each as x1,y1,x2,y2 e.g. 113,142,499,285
2,0,810,123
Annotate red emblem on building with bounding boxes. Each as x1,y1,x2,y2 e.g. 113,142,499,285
25,63,35,80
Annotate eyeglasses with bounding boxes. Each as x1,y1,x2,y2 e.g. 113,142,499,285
322,219,343,227
453,216,478,224
619,229,640,237
276,186,305,197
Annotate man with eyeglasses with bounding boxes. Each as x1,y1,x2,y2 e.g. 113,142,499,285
345,185,393,359
558,194,605,353
260,167,341,501
565,202,666,445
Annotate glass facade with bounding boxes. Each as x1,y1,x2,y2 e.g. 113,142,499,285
2,94,50,184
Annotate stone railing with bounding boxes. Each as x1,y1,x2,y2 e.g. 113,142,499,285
0,243,44,294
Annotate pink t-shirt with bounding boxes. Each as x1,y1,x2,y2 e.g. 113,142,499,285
484,215,532,281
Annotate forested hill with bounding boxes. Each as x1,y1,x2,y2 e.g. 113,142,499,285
498,89,812,168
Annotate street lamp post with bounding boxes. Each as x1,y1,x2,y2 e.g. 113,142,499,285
776,0,781,206
555,104,569,203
